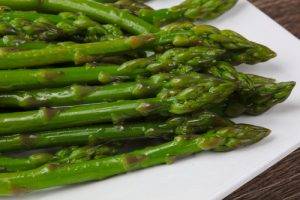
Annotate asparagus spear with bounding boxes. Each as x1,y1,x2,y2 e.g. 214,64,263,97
102,0,237,24
0,35,52,49
242,80,296,115
162,22,276,63
214,76,296,117
0,145,118,172
0,72,223,108
0,34,156,69
0,64,138,92
0,46,225,92
139,0,238,26
0,0,159,35
0,23,276,69
0,124,270,196
0,75,236,135
0,111,233,152
0,10,124,43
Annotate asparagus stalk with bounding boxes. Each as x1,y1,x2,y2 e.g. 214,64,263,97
0,72,223,108
0,145,118,172
0,0,159,35
162,22,276,63
242,80,296,115
0,75,236,135
0,10,124,43
0,46,224,92
96,0,237,24
0,64,142,92
0,34,157,69
213,76,296,117
0,124,270,196
0,111,233,152
0,23,276,69
0,36,51,49
139,0,238,26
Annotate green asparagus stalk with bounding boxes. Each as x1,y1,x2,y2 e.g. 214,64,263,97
0,36,51,49
162,22,276,63
242,80,296,115
0,10,124,43
0,46,224,92
0,75,236,135
0,72,223,109
0,63,147,92
0,145,118,172
101,0,236,24
213,76,296,117
96,0,236,24
139,0,238,26
0,153,52,172
0,23,276,69
0,111,233,152
0,0,159,35
0,124,270,196
0,34,157,69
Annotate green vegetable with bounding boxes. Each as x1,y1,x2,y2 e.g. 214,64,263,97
0,124,270,196
139,0,238,26
0,0,159,34
0,64,144,92
0,145,118,172
0,35,156,69
0,36,50,49
0,72,225,108
0,45,226,92
0,111,233,152
0,10,124,42
213,76,296,117
0,23,276,69
0,74,236,135
240,80,296,116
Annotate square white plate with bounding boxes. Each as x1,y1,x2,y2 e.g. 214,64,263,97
7,1,300,200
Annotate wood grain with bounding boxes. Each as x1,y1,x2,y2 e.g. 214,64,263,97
250,0,300,38
225,0,300,199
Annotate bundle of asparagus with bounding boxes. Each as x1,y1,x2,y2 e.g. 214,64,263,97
0,0,295,196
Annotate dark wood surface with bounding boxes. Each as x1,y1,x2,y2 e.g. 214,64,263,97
225,0,300,199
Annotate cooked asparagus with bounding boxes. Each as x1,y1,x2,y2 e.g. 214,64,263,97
0,124,270,196
0,112,233,152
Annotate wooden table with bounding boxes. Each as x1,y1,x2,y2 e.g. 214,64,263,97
225,0,300,199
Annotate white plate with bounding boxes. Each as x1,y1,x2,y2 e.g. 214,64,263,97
7,1,300,200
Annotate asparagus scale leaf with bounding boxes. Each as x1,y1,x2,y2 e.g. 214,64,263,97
112,0,154,15
0,124,270,196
